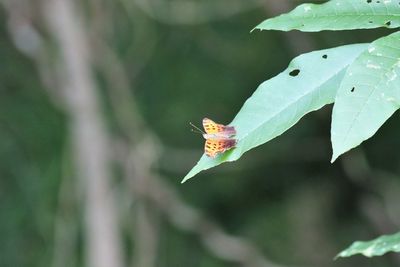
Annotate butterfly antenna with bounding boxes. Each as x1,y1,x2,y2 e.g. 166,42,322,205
189,122,205,134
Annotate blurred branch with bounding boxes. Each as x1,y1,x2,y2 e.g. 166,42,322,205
93,32,162,267
42,0,124,267
114,0,158,78
86,2,161,265
122,137,160,267
148,174,294,267
52,145,79,267
94,34,300,267
97,47,289,264
262,0,315,54
130,0,265,25
340,150,399,231
89,9,296,264
2,0,65,108
340,150,400,264
116,136,299,267
2,0,41,57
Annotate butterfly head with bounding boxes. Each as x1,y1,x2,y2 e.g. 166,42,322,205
189,122,205,135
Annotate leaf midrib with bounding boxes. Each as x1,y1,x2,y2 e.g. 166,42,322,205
238,68,344,146
276,13,400,21
340,47,400,145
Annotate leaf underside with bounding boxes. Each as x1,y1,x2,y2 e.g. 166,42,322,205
331,31,400,161
254,0,400,32
182,44,368,183
336,232,400,258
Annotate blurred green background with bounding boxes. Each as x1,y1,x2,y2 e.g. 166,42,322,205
0,0,399,267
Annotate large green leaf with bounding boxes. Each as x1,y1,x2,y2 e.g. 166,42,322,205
254,0,400,32
182,44,368,183
336,232,400,258
331,31,400,162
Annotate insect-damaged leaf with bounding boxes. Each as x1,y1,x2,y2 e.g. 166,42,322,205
253,0,400,32
182,44,368,183
331,31,400,161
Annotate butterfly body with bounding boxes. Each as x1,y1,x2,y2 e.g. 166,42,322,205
202,133,233,139
201,118,237,158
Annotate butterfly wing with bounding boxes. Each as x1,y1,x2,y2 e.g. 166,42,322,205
204,138,237,158
202,118,236,137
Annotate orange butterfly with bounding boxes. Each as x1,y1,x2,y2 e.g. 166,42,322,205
190,118,237,158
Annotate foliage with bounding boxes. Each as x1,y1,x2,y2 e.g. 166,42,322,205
331,31,400,161
336,232,400,258
185,0,400,178
253,0,400,32
184,0,400,260
1,1,400,267
182,44,368,182
184,0,400,180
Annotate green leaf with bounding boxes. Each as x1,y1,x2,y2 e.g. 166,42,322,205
331,31,400,162
336,232,400,258
182,44,368,183
253,0,400,32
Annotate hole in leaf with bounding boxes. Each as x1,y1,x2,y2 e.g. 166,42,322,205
289,69,300,77
351,87,355,92
322,54,328,59
385,21,391,26
376,0,380,2
367,0,372,2
369,21,373,23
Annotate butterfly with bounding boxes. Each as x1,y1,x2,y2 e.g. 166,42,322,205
190,118,237,158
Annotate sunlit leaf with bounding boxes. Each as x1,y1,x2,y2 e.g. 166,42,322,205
254,0,400,32
182,44,368,183
336,232,400,258
331,31,400,162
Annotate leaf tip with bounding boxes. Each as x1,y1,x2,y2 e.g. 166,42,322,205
252,19,272,32
250,26,261,33
331,148,342,163
181,161,204,183
181,173,193,184
333,253,342,260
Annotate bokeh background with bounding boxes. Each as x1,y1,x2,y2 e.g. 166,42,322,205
1,0,400,267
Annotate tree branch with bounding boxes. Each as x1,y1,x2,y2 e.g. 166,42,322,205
42,0,124,266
